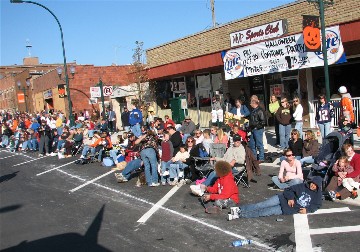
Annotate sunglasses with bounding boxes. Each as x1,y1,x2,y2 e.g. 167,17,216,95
281,101,287,103
291,133,298,135
286,154,294,157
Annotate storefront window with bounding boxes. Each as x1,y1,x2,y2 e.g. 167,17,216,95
196,74,211,107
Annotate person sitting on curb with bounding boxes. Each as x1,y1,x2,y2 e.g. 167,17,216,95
227,176,322,220
299,130,319,166
197,161,239,214
179,116,196,144
270,148,303,190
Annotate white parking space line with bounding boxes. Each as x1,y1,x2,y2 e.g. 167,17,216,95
0,154,18,160
309,207,351,215
294,214,313,252
36,160,76,176
310,225,360,235
69,170,115,193
137,185,182,223
43,168,272,251
17,153,36,160
92,182,271,250
57,169,86,182
13,156,47,167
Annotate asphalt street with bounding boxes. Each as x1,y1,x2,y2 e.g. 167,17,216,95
0,148,360,252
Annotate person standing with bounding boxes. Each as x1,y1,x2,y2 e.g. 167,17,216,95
135,130,160,187
211,95,224,127
121,107,130,132
167,125,182,156
292,96,303,138
107,108,116,133
269,95,280,146
224,93,235,112
337,86,355,144
275,97,292,151
180,116,196,144
315,94,334,140
229,99,250,118
249,99,266,162
129,103,143,138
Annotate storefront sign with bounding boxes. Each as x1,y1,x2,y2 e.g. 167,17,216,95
270,84,284,97
223,25,346,80
43,89,53,99
17,93,25,103
230,20,287,48
90,87,101,98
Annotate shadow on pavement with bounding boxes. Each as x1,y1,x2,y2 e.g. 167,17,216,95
0,204,22,214
0,171,19,184
1,205,111,252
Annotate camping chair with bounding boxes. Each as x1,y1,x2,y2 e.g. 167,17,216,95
233,164,249,188
193,143,227,178
71,141,83,156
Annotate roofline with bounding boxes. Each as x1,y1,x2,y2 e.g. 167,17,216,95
146,0,304,52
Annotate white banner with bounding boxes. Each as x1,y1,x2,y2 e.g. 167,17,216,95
223,25,346,80
230,19,287,47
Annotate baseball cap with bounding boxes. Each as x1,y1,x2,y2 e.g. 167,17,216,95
233,134,242,142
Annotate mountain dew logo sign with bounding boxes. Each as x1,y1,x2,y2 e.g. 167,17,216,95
223,25,346,80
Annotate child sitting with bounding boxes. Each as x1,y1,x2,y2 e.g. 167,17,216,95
198,161,239,214
331,156,358,199
202,129,213,154
168,144,189,185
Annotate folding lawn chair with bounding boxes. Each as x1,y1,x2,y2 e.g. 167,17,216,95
233,165,249,188
193,143,227,178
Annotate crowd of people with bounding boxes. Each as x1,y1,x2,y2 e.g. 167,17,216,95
0,85,359,218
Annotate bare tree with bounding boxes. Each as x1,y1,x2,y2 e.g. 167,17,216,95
130,41,148,105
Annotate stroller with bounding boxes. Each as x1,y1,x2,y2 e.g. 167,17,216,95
307,131,351,188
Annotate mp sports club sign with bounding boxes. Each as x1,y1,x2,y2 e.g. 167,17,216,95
230,20,288,48
223,25,346,80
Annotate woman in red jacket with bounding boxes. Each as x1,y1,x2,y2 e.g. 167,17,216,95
200,161,239,214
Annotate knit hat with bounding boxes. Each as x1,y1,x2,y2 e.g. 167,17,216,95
338,86,347,94
214,161,232,177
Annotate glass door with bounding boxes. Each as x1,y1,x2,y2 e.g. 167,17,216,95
281,76,300,101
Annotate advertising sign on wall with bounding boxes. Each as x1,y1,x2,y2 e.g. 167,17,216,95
230,19,288,48
223,25,346,80
270,84,284,97
43,89,53,99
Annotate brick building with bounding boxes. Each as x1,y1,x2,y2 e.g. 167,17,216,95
146,0,360,128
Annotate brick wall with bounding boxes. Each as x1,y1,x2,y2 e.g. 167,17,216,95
32,65,133,116
147,0,360,68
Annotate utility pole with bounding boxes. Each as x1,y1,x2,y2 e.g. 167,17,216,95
307,0,334,101
210,0,216,28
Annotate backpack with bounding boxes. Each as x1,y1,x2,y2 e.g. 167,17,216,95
198,144,209,158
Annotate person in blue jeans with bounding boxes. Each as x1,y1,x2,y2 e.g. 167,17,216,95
115,158,143,182
248,99,266,162
135,131,160,186
315,94,334,140
275,97,292,150
129,104,143,138
228,176,322,220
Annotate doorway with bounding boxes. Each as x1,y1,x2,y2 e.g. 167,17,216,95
282,76,300,101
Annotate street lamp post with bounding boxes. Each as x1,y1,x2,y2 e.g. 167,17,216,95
16,79,30,112
10,0,74,126
307,0,334,101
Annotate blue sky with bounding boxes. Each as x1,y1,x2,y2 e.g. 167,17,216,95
1,0,294,66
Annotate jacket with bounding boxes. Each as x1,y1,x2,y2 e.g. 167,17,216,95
170,131,182,156
302,139,319,158
245,145,261,181
346,153,360,181
278,176,322,215
161,141,173,162
340,93,355,122
215,145,246,165
180,121,196,135
275,106,292,125
121,111,130,126
278,159,303,180
315,102,334,124
289,139,303,157
293,104,303,121
207,172,239,203
90,136,112,149
249,106,265,130
229,105,250,117
129,108,143,126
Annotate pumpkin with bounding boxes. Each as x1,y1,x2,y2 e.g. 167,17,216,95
303,22,321,51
